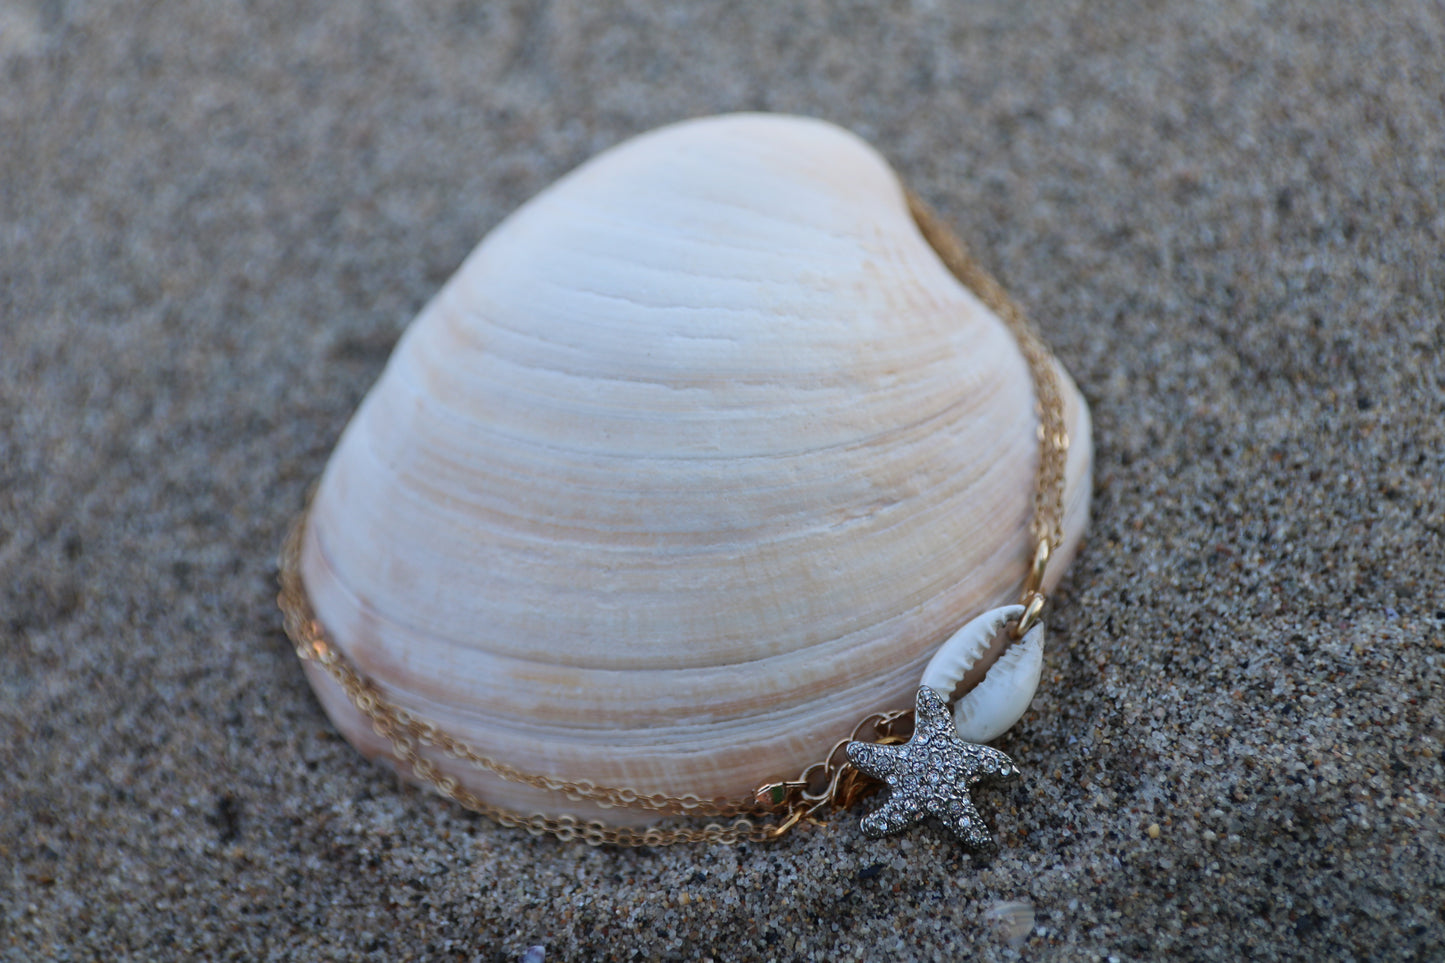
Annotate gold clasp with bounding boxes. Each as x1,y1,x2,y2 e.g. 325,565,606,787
1012,539,1050,639
754,779,809,810
1013,593,1046,639
765,808,806,838
1020,538,1050,600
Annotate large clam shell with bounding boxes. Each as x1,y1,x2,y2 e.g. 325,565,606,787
297,113,1092,823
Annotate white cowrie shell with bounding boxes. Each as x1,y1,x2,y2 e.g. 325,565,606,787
921,605,1044,743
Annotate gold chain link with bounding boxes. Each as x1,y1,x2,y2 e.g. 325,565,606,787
276,193,1068,845
280,517,791,844
906,193,1070,555
906,192,1069,638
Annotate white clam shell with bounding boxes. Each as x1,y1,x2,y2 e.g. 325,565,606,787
920,605,1045,744
297,114,1092,822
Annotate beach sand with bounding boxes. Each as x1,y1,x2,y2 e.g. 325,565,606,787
3,1,1442,959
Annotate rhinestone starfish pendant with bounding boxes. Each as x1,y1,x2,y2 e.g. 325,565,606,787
846,685,1020,851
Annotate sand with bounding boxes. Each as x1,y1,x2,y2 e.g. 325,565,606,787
3,0,1442,960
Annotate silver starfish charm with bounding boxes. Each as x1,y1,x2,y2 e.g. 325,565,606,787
846,685,1020,851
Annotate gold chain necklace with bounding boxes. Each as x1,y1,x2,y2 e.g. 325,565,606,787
277,191,1070,849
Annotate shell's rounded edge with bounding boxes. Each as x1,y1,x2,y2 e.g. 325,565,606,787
1047,356,1093,593
295,113,1094,825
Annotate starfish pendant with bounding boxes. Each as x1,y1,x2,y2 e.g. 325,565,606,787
845,685,1020,851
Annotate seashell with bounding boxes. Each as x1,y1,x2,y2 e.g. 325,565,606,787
920,605,1044,744
982,900,1036,948
296,113,1092,823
